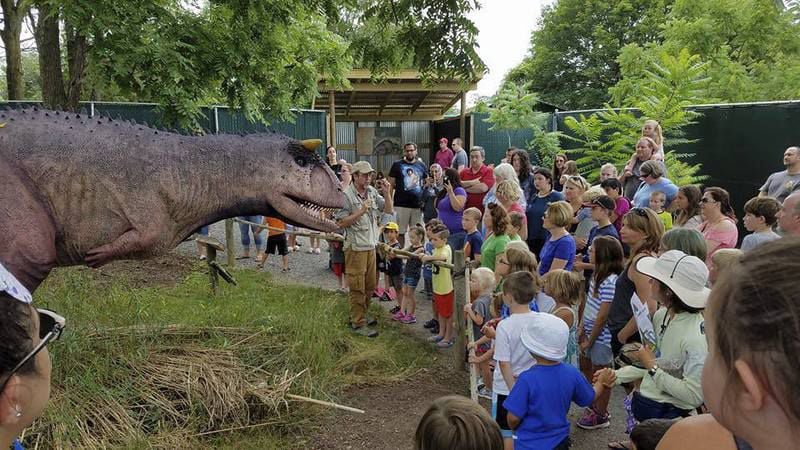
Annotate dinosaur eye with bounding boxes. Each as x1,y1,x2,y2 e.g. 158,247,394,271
294,157,307,167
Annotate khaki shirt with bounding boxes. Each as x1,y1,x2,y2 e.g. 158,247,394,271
335,183,394,251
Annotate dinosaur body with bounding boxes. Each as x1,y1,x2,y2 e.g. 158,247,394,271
0,108,343,292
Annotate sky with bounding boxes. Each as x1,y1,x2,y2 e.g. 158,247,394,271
468,0,550,101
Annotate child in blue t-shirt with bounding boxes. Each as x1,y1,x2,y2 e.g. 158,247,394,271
504,313,616,450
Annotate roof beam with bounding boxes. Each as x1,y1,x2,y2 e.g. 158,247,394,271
377,91,395,116
318,81,475,92
337,114,445,122
410,91,431,114
440,92,463,115
345,91,356,116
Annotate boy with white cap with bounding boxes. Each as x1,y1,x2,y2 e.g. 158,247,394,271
504,312,616,450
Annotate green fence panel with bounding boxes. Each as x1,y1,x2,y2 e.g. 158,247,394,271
216,108,327,153
471,112,540,165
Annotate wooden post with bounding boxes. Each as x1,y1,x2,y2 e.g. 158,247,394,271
464,264,478,402
459,91,466,140
207,246,218,295
328,90,337,147
453,250,467,371
225,219,236,268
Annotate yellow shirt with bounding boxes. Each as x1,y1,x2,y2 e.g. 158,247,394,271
657,211,673,231
432,245,453,294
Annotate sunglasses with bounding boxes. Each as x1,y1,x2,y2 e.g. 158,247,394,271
0,309,65,392
630,207,649,217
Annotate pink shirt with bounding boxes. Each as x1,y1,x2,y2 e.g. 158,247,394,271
434,148,454,169
508,202,527,225
698,218,739,264
613,197,631,233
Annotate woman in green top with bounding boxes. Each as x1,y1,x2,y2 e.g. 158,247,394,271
480,203,512,271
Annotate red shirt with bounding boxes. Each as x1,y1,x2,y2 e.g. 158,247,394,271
460,165,495,212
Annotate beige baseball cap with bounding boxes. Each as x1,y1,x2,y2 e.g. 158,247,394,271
351,161,375,175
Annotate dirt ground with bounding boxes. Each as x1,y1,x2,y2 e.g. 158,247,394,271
71,252,197,288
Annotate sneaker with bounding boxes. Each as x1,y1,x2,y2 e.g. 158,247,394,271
372,287,385,298
379,293,392,302
386,287,397,301
392,311,406,321
366,316,378,327
306,247,314,254
351,325,378,338
314,248,321,254
427,335,444,343
389,305,401,314
576,408,610,430
436,340,454,348
477,387,493,400
281,267,290,272
423,318,439,329
400,314,417,324
293,245,300,252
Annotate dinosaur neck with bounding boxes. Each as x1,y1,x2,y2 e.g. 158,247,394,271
168,138,278,237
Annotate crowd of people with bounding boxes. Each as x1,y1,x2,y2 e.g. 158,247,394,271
2,129,799,450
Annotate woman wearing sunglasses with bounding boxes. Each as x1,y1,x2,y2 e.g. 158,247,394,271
698,187,738,267
1,264,64,450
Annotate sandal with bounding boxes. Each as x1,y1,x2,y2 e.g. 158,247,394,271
608,441,633,449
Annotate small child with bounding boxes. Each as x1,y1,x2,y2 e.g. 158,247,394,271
259,217,290,272
504,313,616,450
629,418,677,450
422,219,443,334
600,178,631,234
286,224,299,251
392,226,425,324
382,222,404,309
461,207,483,265
508,212,525,242
709,248,743,286
741,196,782,252
464,267,495,398
649,191,673,231
491,271,540,446
414,395,503,450
422,225,454,348
329,236,347,292
469,291,503,398
542,269,583,365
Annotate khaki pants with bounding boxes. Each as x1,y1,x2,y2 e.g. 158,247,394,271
345,249,377,328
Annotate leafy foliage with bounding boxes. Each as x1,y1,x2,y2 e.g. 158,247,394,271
563,50,709,184
505,0,672,109
484,81,563,166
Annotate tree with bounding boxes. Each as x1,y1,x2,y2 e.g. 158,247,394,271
563,49,710,184
1,0,33,99
0,51,40,99
21,0,484,128
506,0,672,109
485,81,562,166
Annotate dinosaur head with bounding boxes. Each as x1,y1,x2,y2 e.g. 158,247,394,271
257,137,345,232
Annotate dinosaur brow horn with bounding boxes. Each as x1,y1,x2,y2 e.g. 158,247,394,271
300,139,322,152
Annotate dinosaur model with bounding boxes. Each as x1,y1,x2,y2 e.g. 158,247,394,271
0,108,344,293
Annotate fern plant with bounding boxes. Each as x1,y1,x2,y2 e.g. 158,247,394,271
563,49,711,184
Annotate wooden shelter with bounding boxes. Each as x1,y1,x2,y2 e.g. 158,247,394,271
316,69,480,147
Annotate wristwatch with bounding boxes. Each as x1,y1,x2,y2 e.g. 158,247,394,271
648,365,659,377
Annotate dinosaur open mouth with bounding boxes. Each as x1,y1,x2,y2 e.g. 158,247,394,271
284,195,341,231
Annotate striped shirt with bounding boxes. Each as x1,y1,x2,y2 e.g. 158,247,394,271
583,275,618,346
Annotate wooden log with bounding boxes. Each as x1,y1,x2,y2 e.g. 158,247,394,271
232,218,345,242
378,242,455,270
464,265,478,402
225,219,236,268
195,235,225,251
452,250,467,371
286,394,365,414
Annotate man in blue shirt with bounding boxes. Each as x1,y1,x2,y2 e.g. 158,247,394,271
631,161,678,209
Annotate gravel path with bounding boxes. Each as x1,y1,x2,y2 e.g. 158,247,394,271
175,221,630,449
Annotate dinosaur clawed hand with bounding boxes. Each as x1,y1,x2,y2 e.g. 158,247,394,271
85,245,115,268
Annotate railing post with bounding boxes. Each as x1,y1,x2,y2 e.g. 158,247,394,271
213,106,220,134
453,250,467,371
225,219,236,268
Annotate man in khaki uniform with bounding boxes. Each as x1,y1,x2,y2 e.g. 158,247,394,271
335,161,395,337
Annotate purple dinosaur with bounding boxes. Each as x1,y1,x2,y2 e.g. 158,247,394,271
0,108,344,293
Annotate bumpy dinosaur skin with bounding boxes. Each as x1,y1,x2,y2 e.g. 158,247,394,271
0,108,343,292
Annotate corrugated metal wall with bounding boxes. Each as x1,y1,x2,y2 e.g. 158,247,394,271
332,120,431,173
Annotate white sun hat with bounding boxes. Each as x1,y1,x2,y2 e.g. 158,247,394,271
0,262,33,303
520,312,569,361
635,250,710,309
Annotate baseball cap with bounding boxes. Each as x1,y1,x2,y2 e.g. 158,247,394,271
351,160,375,175
439,137,449,145
636,250,710,309
520,313,569,361
0,262,33,303
592,195,616,211
384,222,400,232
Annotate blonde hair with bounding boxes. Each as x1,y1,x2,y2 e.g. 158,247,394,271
545,201,574,228
712,248,744,274
565,175,589,193
582,186,605,203
463,207,482,222
649,190,666,201
493,163,518,184
642,119,663,147
415,395,503,450
542,269,583,306
600,163,618,178
495,180,520,203
471,267,496,294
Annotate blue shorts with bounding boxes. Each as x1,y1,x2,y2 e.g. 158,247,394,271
588,341,613,366
403,275,420,288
